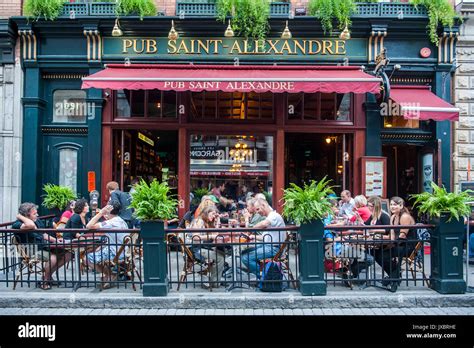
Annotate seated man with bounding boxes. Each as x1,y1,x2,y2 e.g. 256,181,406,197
241,199,286,278
86,200,129,289
12,202,72,290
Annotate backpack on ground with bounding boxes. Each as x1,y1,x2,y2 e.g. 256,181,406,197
259,261,283,292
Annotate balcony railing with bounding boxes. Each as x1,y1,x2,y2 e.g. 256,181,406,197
58,1,427,19
176,1,427,18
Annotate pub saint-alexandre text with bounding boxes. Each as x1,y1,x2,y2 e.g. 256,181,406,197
115,38,348,56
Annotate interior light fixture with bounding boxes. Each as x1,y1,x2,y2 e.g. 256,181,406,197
112,18,123,37
325,137,332,144
281,20,292,39
225,19,234,37
168,20,178,40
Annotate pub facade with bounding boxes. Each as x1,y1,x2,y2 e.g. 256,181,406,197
3,2,460,217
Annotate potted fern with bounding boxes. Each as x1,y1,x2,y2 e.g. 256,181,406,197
410,182,472,294
282,176,335,295
216,0,270,40
129,179,177,296
24,0,66,21
42,183,77,217
116,0,157,19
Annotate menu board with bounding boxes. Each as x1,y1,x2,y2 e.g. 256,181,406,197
361,157,387,198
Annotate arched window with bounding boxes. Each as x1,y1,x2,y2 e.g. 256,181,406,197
59,148,78,193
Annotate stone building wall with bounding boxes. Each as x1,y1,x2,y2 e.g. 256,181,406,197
455,1,474,192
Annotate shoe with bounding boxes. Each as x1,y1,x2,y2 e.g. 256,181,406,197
38,281,52,290
389,281,398,293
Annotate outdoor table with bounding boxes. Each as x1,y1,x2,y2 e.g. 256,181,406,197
213,231,252,291
50,235,104,292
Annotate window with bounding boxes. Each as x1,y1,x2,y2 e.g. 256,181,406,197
383,116,420,129
190,91,274,121
59,148,78,194
53,90,87,123
286,93,352,121
115,90,177,118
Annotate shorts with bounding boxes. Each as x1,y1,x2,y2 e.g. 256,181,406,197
87,246,124,264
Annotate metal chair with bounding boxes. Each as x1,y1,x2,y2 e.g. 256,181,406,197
400,241,430,287
11,235,44,290
167,233,214,291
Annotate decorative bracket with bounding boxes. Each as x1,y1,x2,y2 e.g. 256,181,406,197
83,27,101,62
368,24,388,64
438,29,459,64
18,27,37,62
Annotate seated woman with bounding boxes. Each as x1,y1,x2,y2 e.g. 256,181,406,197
187,206,225,288
85,200,129,289
348,196,389,283
63,198,89,239
54,200,75,230
12,202,73,290
350,195,372,224
373,196,416,292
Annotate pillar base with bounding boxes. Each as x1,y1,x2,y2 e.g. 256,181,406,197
430,278,466,294
299,278,326,296
143,282,169,297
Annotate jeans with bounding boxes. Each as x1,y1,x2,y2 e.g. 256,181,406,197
470,233,474,258
241,245,280,278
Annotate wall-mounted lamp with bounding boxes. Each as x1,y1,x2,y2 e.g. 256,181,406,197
339,22,350,40
225,19,234,37
168,20,178,40
325,136,337,144
281,21,292,39
112,18,123,37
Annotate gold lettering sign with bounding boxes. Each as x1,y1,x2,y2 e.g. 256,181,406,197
118,38,348,56
138,132,154,146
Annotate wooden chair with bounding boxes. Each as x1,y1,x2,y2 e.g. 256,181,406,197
258,234,297,289
400,241,430,287
11,235,44,290
101,233,142,291
167,233,214,291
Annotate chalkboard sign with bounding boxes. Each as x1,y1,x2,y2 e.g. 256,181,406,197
460,181,474,194
460,182,474,218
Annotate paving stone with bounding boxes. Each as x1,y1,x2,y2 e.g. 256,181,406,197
322,308,333,315
195,309,205,315
166,309,177,315
263,309,273,315
254,309,264,315
311,308,324,315
214,309,225,315
302,308,313,315
243,309,254,315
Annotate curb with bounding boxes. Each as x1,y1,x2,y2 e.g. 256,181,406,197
1,292,474,309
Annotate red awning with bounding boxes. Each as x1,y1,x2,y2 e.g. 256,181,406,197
81,64,381,94
389,85,459,121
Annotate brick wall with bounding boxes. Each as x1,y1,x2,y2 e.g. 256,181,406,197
154,0,176,16
0,0,22,18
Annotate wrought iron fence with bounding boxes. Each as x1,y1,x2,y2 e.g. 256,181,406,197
0,226,142,291
323,224,433,292
165,226,299,291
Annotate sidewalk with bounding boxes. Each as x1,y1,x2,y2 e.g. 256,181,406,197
1,287,473,310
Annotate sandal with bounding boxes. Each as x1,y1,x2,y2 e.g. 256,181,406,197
38,281,52,290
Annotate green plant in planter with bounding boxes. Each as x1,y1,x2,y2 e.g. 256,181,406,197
308,0,356,35
216,0,270,40
130,179,178,221
23,0,66,21
116,0,157,20
410,182,473,222
282,176,335,225
42,184,76,211
410,0,459,46
192,187,209,205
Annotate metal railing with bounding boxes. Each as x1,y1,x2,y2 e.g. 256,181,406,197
0,226,142,291
323,224,433,291
165,226,299,291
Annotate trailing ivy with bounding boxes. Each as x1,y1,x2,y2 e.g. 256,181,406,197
308,0,357,35
216,0,270,40
23,0,66,21
116,0,157,20
410,0,459,46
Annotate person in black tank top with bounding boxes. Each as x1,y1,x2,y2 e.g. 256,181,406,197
383,197,417,292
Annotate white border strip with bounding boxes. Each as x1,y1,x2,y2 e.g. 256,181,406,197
82,77,382,82
401,106,460,113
